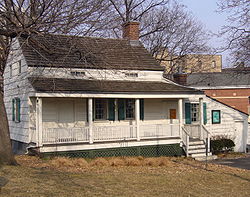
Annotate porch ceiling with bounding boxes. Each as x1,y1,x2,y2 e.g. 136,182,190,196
28,77,203,95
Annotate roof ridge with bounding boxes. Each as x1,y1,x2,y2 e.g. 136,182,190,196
33,33,129,42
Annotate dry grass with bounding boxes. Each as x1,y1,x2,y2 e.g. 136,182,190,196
50,157,89,169
0,155,250,197
217,152,248,159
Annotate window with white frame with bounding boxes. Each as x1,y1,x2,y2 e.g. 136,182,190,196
191,103,199,122
94,99,107,120
70,71,85,77
18,60,22,74
9,64,12,77
125,99,135,119
125,73,138,78
212,60,216,68
12,97,21,122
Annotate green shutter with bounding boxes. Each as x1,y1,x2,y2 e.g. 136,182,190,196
118,99,125,120
139,99,144,120
12,98,15,121
92,98,95,121
86,99,88,122
203,102,207,125
185,103,191,124
17,98,21,122
108,99,115,121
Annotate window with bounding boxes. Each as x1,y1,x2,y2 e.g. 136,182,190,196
9,64,12,77
185,103,207,124
212,60,216,68
212,110,221,124
125,99,135,119
70,71,85,77
197,60,202,68
125,73,138,78
12,97,21,122
18,60,21,74
191,103,199,122
94,99,107,120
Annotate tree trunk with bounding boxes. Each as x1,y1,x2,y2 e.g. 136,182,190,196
0,91,17,165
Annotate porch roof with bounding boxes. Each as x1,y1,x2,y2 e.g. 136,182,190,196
28,77,203,95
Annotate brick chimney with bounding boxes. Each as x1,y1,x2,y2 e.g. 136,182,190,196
122,21,140,40
173,73,187,86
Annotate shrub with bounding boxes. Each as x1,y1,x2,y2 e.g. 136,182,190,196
210,136,235,154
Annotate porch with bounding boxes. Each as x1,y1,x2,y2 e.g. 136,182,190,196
32,97,185,146
30,94,210,157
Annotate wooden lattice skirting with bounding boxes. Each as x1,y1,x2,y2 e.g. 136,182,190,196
41,144,184,158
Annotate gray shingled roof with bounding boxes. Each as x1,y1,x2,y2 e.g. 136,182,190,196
20,34,164,71
28,77,202,94
187,72,250,87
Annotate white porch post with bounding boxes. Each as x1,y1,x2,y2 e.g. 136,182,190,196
135,98,140,141
88,98,93,144
178,98,183,139
36,97,43,146
199,97,204,139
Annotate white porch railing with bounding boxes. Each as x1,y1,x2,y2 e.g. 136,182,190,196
184,124,200,138
43,127,89,144
42,123,180,145
182,126,189,156
140,124,180,139
202,125,211,153
93,125,137,141
182,124,211,155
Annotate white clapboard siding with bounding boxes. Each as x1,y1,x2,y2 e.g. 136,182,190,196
247,124,250,145
29,67,168,82
187,96,248,152
3,39,32,143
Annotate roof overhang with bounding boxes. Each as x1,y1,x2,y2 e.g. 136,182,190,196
30,92,204,99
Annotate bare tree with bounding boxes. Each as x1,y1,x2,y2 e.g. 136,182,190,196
0,0,109,165
102,0,211,74
0,0,211,164
217,0,250,65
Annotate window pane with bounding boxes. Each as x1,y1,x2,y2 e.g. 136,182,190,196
191,103,199,122
95,99,107,120
125,99,135,119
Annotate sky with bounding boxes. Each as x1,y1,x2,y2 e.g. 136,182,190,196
180,0,230,66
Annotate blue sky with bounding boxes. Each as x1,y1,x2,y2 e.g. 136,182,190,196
180,0,230,66
180,0,228,33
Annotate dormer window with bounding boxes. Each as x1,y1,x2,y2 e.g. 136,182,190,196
125,73,138,78
70,71,85,77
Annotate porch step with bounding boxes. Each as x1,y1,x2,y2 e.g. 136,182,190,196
195,155,218,161
189,144,206,149
188,148,207,154
188,139,213,159
190,152,212,158
189,140,205,146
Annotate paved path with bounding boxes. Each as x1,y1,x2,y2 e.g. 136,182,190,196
211,156,250,170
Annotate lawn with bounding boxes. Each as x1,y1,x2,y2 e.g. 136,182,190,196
0,156,250,197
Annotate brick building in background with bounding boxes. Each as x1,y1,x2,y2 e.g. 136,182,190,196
185,70,250,122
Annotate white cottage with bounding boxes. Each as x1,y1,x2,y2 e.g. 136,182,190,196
3,22,248,158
